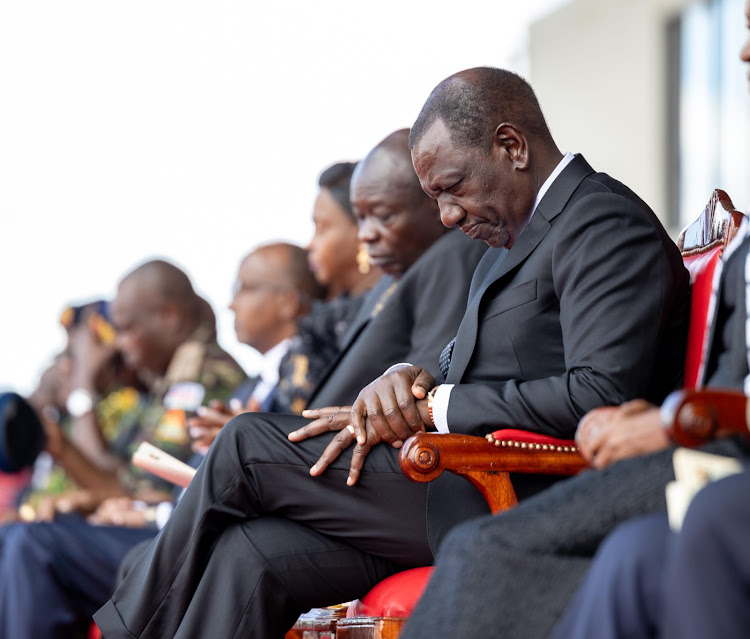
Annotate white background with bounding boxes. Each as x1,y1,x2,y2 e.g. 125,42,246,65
0,0,567,394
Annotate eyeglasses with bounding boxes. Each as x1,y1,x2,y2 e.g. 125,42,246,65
231,281,292,298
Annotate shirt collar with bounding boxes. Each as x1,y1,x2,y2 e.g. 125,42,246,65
257,338,292,387
529,151,576,220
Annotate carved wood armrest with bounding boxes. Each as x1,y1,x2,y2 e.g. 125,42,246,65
661,388,750,447
398,432,586,513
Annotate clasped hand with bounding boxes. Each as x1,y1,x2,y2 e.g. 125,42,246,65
288,365,435,486
575,399,669,469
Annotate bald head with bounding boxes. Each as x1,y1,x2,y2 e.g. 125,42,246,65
355,129,427,209
112,259,206,382
120,259,200,311
351,128,446,278
243,243,325,304
410,67,553,151
230,243,324,353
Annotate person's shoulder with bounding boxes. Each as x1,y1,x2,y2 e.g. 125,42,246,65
409,229,488,277
561,172,666,236
199,340,247,390
164,331,246,397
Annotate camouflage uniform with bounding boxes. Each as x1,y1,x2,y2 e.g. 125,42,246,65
114,323,246,496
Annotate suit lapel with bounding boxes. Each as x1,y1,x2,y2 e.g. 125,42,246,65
306,276,395,404
446,154,595,383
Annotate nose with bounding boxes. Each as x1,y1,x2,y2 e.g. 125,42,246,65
438,198,464,228
358,216,379,243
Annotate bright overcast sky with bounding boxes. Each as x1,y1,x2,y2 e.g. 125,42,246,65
0,0,568,395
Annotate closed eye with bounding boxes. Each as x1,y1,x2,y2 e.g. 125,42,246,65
446,179,463,194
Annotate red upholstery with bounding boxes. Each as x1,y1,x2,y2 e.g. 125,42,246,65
488,428,576,448
682,246,723,388
348,567,434,618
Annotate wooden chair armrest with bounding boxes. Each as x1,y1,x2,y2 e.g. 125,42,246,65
398,432,586,513
661,388,749,447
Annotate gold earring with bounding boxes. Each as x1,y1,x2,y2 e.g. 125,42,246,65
357,244,370,274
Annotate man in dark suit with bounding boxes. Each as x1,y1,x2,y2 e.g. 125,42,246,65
95,127,486,638
95,72,688,639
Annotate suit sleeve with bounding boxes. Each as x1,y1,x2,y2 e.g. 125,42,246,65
446,193,686,438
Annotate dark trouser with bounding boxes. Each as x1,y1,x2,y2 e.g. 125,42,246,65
94,413,434,639
550,514,669,639
661,469,750,639
400,438,747,639
0,514,156,639
551,468,750,639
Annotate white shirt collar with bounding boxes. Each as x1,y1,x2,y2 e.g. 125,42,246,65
528,151,576,220
256,338,292,389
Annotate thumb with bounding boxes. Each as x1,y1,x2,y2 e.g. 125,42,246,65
411,369,435,399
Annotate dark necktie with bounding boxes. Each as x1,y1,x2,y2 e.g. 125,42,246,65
439,337,456,379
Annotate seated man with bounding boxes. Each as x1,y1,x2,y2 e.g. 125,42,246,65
0,260,247,639
95,71,688,639
399,19,750,636
188,242,327,453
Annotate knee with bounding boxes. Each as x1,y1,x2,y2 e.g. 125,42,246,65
3,523,56,569
678,475,745,551
594,515,669,584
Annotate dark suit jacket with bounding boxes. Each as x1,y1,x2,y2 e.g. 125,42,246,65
428,154,691,548
307,229,488,409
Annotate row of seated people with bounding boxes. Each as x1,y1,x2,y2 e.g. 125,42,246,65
87,63,700,639
96,30,747,637
4,21,749,637
0,127,486,638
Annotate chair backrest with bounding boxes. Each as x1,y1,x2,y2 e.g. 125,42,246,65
678,189,744,388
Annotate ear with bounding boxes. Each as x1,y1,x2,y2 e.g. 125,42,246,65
277,290,302,322
493,123,529,171
160,303,182,333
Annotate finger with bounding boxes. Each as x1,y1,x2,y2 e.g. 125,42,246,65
208,399,225,410
229,398,243,414
301,406,349,419
351,402,367,446
576,419,608,462
288,412,352,442
411,369,436,399
189,425,210,439
592,439,618,469
619,399,652,416
347,441,373,486
393,381,425,435
309,430,355,476
365,393,404,446
196,406,230,421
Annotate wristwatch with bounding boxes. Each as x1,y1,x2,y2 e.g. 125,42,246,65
426,385,440,427
66,388,98,417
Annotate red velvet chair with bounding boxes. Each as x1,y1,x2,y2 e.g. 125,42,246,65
335,190,743,639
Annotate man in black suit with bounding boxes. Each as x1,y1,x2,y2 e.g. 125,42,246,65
94,128,486,638
95,72,688,639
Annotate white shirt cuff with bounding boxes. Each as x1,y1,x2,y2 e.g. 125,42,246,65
383,362,413,375
432,384,454,433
